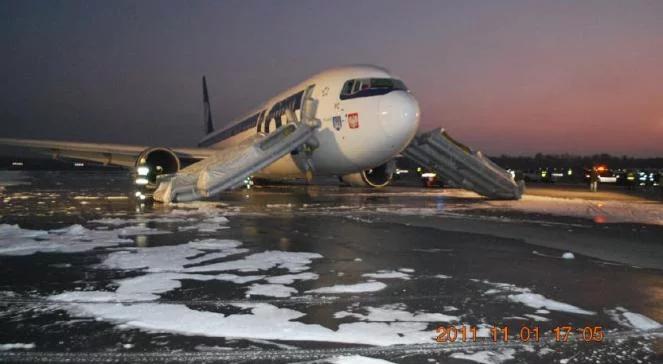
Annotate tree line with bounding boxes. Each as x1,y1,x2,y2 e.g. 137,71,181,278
489,154,663,170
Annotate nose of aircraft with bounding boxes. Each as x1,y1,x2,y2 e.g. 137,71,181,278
378,91,420,150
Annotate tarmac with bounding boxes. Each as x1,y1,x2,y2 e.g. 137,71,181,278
0,170,661,363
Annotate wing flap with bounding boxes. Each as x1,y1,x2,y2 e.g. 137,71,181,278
154,123,315,203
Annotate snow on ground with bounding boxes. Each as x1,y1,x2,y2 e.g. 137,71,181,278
307,282,387,294
0,343,35,351
449,349,516,364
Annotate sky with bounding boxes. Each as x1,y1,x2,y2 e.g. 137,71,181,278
1,0,662,156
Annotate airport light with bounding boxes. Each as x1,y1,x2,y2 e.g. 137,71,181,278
421,172,437,178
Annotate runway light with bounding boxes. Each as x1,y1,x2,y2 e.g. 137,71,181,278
421,173,437,178
137,166,150,176
135,178,149,185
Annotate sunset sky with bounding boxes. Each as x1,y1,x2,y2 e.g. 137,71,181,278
1,0,662,156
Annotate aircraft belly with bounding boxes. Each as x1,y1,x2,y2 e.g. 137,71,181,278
254,154,305,178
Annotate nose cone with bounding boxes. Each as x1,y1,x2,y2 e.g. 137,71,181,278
378,91,420,151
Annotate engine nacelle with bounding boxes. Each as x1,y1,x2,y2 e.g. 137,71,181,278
134,147,180,188
341,160,396,188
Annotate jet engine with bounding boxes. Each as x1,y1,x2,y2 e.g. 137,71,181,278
340,160,396,188
134,148,181,187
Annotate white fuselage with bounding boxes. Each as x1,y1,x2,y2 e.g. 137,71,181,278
197,65,420,179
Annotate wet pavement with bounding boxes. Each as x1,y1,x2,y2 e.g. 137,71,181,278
0,171,661,363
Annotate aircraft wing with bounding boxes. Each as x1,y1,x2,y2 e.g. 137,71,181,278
153,122,316,203
0,137,217,167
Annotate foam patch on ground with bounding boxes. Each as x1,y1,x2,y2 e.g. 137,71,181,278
101,239,248,273
265,272,319,284
307,282,387,294
0,343,35,351
185,251,323,273
0,224,133,256
485,195,663,226
47,235,446,346
362,270,411,280
51,272,265,303
53,299,438,346
508,293,595,315
247,283,298,298
327,355,396,364
606,307,662,331
475,279,594,316
449,348,516,364
368,190,663,226
335,305,458,323
0,171,31,187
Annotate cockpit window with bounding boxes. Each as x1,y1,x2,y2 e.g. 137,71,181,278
340,78,408,100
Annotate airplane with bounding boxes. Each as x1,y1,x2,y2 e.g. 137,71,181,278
0,65,523,202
